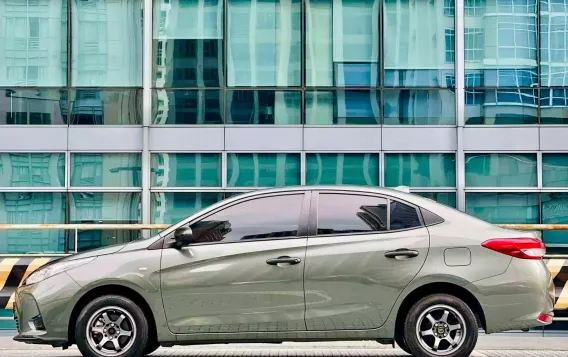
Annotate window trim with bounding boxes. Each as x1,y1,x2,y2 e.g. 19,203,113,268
308,190,425,238
162,191,310,248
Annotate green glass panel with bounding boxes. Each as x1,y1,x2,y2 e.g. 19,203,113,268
70,90,142,125
415,192,457,208
542,193,568,247
541,89,568,124
543,154,568,187
0,153,65,187
227,153,301,187
465,193,539,224
0,309,16,330
465,90,538,125
465,153,537,187
71,0,142,86
0,89,67,125
385,154,456,188
0,192,66,254
71,154,142,187
0,1,67,86
151,153,221,187
151,192,223,224
383,90,456,125
153,90,223,124
306,153,379,186
305,91,380,125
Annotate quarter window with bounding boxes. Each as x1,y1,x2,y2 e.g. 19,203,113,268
317,194,388,235
188,194,304,244
390,201,422,230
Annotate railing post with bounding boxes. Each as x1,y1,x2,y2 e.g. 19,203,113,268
74,229,79,254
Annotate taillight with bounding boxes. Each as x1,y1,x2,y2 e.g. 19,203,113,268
481,238,546,260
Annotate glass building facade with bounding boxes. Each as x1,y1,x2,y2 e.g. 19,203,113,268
1,0,568,254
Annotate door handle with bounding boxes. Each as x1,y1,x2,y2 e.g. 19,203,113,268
266,256,301,266
384,249,419,259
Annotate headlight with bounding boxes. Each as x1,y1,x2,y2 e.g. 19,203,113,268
24,257,95,286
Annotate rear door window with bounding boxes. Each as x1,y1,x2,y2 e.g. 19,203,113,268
317,194,388,235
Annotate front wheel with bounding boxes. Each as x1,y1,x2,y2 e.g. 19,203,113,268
403,294,478,357
75,295,149,357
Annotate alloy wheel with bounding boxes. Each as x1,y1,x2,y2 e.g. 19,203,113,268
85,306,137,357
415,304,467,356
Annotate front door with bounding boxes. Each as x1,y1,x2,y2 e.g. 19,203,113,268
160,192,309,334
304,192,429,330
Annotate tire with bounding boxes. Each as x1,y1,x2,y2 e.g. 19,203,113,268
395,335,412,355
403,294,478,357
75,295,149,357
144,340,160,356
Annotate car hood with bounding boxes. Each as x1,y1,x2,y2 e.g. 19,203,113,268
63,243,128,262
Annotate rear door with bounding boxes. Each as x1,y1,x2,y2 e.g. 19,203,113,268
304,191,429,330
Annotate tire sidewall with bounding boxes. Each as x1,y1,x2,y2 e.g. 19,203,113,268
75,295,149,357
403,294,478,357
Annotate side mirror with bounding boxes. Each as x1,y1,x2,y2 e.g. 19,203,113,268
174,227,195,246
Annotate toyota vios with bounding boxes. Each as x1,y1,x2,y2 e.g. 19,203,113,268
14,186,554,357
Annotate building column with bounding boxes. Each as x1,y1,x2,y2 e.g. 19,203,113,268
142,0,153,229
455,0,466,211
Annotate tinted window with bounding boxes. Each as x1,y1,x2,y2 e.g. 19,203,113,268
317,194,388,235
189,194,304,243
390,201,421,230
420,207,445,226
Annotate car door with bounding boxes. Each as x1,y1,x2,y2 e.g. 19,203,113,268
304,191,429,330
160,192,310,334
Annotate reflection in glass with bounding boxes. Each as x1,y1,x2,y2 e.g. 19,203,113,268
70,192,141,251
227,153,301,187
305,91,380,124
465,153,537,187
0,89,67,125
466,192,539,224
71,153,142,187
415,192,457,208
70,90,142,125
465,89,538,124
72,0,143,86
383,90,456,125
306,153,379,186
317,194,388,234
0,153,65,187
390,201,421,230
542,193,568,247
153,0,223,87
151,192,223,224
543,154,568,187
305,0,379,86
540,89,568,124
465,0,537,87
153,90,223,124
0,0,67,86
385,153,456,187
0,192,66,254
540,0,568,86
151,153,221,187
228,0,301,86
383,0,454,87
227,91,301,124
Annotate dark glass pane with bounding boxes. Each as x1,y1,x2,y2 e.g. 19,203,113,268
151,153,221,187
0,89,67,125
317,194,388,235
543,154,568,187
305,0,379,87
228,0,301,86
72,0,142,86
306,91,380,125
541,89,568,124
465,89,538,125
0,192,66,254
153,90,223,124
465,153,537,187
227,153,301,187
385,154,456,188
465,192,539,224
0,0,67,86
153,0,223,87
383,90,456,125
542,193,568,247
0,153,65,187
306,153,379,186
189,194,303,243
70,90,142,125
227,91,301,124
71,153,142,187
390,201,421,230
383,0,454,87
420,207,445,226
151,192,224,224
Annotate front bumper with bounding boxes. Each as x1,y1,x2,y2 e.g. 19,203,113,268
13,271,81,345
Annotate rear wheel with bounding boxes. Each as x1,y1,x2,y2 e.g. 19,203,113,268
403,294,478,357
75,295,149,357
